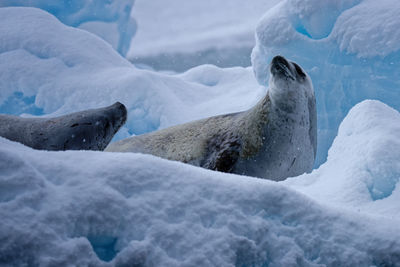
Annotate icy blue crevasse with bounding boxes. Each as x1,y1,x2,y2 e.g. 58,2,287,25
289,0,361,40
0,92,44,116
366,158,400,201
87,235,119,262
0,0,136,57
252,0,400,167
367,171,399,201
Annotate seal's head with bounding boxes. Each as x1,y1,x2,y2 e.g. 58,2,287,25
55,101,128,150
268,55,313,109
94,102,128,146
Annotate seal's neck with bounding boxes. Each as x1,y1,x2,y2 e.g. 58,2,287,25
268,84,300,114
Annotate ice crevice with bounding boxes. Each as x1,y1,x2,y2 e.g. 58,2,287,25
366,165,400,201
87,235,119,262
289,0,362,40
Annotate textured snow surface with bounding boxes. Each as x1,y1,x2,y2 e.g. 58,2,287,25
0,7,264,141
1,100,400,266
1,4,400,266
0,1,136,56
128,0,280,71
284,100,400,217
252,0,400,166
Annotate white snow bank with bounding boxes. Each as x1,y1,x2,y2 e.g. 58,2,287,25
0,7,263,140
252,0,400,166
128,0,281,71
0,1,136,56
284,100,400,218
1,8,400,263
1,99,400,265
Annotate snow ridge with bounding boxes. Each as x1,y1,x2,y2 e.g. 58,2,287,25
1,132,400,266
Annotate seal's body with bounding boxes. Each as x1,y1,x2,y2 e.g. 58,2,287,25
107,56,316,180
0,102,127,151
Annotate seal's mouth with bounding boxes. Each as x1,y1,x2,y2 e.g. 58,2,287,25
270,55,295,80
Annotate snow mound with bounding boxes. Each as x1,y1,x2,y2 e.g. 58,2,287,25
252,0,400,166
0,1,136,56
1,108,400,266
1,6,400,265
0,7,263,141
285,100,400,217
128,0,280,71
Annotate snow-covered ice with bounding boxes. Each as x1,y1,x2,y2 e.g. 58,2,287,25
0,0,136,56
0,7,264,141
284,100,400,217
128,0,281,71
1,99,400,266
3,2,399,167
1,2,400,266
252,0,400,166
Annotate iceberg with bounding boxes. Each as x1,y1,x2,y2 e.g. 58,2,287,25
0,0,136,56
284,100,400,217
252,0,400,166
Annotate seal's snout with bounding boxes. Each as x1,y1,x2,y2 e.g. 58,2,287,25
270,55,294,80
271,55,288,66
115,102,128,120
110,102,128,130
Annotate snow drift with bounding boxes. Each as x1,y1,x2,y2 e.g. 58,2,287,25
285,100,400,218
1,100,400,266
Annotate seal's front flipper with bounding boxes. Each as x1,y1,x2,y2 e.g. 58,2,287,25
201,133,242,173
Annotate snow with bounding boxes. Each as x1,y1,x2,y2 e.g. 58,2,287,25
0,0,136,56
5,2,398,167
128,0,281,71
1,99,400,266
252,0,400,166
0,7,264,141
1,2,400,266
284,100,400,217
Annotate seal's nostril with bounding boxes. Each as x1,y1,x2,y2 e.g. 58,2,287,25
270,55,295,80
271,55,287,66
